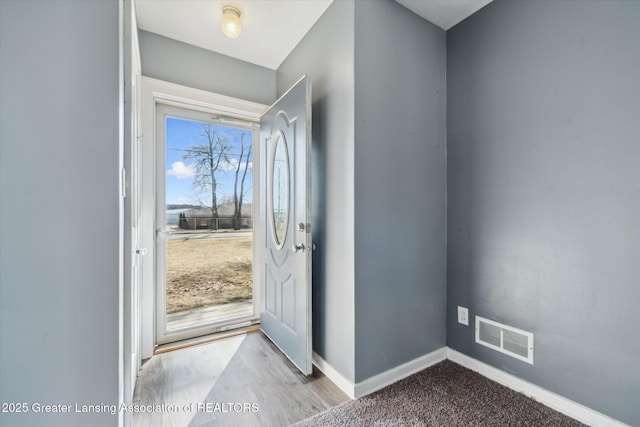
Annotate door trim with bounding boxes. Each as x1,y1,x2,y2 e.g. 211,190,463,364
140,77,267,358
154,103,259,345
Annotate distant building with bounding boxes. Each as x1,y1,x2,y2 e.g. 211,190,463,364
166,208,193,225
170,203,253,230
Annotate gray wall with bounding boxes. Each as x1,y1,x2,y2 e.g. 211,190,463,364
0,1,120,426
353,0,446,382
446,0,640,424
139,30,276,105
277,0,356,382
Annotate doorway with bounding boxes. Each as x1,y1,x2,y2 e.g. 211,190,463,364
155,103,260,345
139,76,312,376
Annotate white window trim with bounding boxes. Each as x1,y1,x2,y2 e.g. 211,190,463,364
140,77,268,358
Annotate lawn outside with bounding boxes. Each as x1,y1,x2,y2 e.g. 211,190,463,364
165,235,252,314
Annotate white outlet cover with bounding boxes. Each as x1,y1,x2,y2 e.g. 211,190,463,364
458,306,469,326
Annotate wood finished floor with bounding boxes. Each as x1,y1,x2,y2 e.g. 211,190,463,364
132,332,349,427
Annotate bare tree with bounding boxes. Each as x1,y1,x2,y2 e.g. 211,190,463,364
182,125,230,230
232,132,252,230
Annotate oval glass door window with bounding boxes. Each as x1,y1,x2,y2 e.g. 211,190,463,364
271,132,289,247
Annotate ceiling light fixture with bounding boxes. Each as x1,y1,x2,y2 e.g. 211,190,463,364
221,5,242,39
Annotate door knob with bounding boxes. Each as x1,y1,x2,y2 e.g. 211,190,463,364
292,243,305,253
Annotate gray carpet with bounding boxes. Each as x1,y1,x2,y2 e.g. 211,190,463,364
294,360,585,427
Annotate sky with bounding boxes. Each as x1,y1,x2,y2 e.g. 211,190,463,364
165,117,253,207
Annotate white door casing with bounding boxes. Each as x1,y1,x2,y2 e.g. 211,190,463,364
139,77,267,357
154,103,259,345
260,76,312,375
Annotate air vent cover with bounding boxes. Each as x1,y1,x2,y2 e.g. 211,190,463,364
475,316,534,364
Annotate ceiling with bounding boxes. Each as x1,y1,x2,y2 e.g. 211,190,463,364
135,0,493,70
396,0,493,30
135,0,333,70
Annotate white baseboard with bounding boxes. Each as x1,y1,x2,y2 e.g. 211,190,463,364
313,348,447,400
312,352,355,398
354,347,447,398
314,347,627,427
446,348,629,427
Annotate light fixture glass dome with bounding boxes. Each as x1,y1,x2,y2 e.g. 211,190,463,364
221,6,242,39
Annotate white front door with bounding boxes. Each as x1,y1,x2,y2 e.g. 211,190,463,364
260,76,312,375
